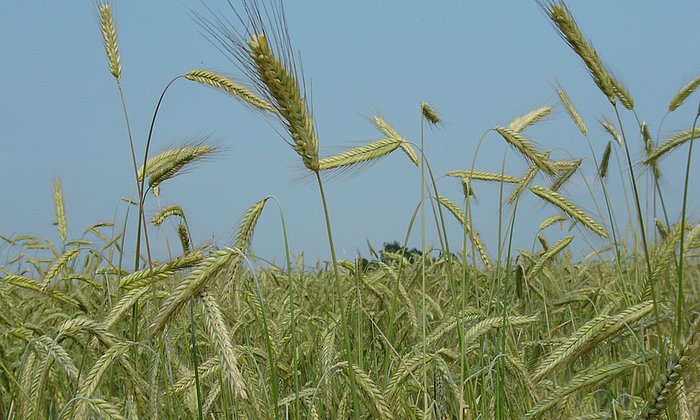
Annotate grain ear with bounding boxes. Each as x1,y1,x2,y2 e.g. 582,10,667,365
97,2,121,80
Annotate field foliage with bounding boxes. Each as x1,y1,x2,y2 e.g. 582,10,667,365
1,1,699,419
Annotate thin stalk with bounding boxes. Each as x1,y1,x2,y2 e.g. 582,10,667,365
240,251,280,420
314,171,360,419
495,150,508,419
129,76,182,341
613,105,663,359
114,82,154,341
675,104,700,345
420,111,428,416
134,76,182,265
501,198,519,419
271,197,300,420
189,298,203,420
385,202,420,375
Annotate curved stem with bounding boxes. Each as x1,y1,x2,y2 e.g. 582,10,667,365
134,76,183,271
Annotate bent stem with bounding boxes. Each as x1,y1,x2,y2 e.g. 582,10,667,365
114,82,155,341
314,171,360,419
130,76,182,341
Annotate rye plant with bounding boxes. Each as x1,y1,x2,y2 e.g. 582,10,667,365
2,1,700,419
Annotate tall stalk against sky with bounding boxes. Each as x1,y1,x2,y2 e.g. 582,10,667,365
97,3,153,276
199,1,360,417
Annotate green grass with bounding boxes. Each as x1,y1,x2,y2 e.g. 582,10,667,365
1,1,700,419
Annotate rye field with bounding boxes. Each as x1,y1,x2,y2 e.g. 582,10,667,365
1,1,700,419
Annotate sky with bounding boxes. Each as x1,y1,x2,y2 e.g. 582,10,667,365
1,1,699,266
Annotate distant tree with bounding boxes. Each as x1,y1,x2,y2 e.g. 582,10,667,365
380,241,422,264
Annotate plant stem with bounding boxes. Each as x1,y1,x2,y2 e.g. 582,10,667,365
675,104,700,346
190,298,204,420
314,171,360,420
613,105,664,360
115,82,154,342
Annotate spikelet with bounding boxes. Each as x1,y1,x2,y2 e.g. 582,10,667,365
449,170,520,184
507,106,552,133
611,76,634,110
655,219,669,240
421,101,442,125
643,128,700,164
541,1,616,104
147,145,217,194
81,398,125,420
651,221,684,283
387,353,428,402
525,353,650,419
53,179,67,243
185,69,274,112
57,315,118,348
531,314,608,383
152,205,186,227
73,341,135,418
539,234,550,253
371,116,418,165
601,119,622,147
539,215,566,230
641,122,661,180
437,195,491,269
508,152,549,204
233,197,269,252
530,185,608,238
550,159,581,192
172,357,219,395
4,275,84,310
247,34,319,171
528,235,574,278
669,74,700,112
494,127,556,175
177,223,190,254
139,144,216,182
40,247,82,291
148,248,240,336
599,141,612,179
118,251,204,289
557,84,587,134
640,343,698,419
462,315,539,346
200,291,248,400
101,287,150,331
318,138,405,171
686,223,700,249
372,115,403,141
337,362,394,420
447,170,520,184
31,335,80,380
98,3,121,80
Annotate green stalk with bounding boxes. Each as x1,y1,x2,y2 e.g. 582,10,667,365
126,77,181,341
612,105,664,359
495,151,508,419
241,252,280,420
189,298,203,420
112,80,154,341
385,203,419,376
271,198,300,420
314,171,360,419
420,112,428,416
675,104,700,345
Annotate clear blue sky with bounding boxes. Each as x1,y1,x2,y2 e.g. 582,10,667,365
1,1,699,264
